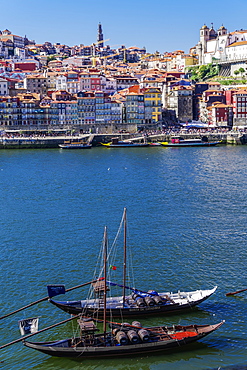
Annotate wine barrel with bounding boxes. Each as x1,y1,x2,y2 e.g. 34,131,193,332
116,331,128,345
138,329,150,342
132,321,142,328
132,292,139,300
153,295,163,305
127,330,139,343
135,297,145,307
144,296,155,306
112,328,120,336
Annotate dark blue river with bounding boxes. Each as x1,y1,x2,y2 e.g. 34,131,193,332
1,145,247,369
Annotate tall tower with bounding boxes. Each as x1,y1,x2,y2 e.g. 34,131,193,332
97,23,104,47
199,24,209,64
200,24,209,52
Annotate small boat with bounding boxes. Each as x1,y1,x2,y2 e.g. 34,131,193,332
23,319,224,358
49,286,217,317
160,137,220,147
101,137,149,148
49,208,217,318
59,140,92,149
149,142,162,146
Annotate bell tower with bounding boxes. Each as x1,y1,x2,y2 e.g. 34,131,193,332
200,24,209,52
97,23,104,47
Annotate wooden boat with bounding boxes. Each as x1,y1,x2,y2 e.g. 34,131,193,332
49,286,217,317
49,208,217,318
24,228,224,358
59,140,92,149
101,137,149,148
23,320,224,358
160,137,220,147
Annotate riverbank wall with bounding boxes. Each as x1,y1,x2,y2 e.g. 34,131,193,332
0,132,246,149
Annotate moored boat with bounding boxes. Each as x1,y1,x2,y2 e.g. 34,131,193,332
49,285,217,317
49,208,217,318
23,320,224,358
59,140,92,149
101,137,149,148
160,137,220,147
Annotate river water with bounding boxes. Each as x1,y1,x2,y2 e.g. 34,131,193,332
0,145,247,370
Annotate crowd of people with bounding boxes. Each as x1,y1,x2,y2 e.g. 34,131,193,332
1,126,247,140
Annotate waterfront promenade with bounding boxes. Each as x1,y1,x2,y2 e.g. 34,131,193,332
0,130,246,148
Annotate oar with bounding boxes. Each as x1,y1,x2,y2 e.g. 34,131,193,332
0,280,96,320
226,288,247,296
0,314,81,350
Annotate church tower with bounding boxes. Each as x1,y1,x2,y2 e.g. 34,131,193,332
218,25,227,36
200,24,209,52
97,23,104,47
198,24,210,64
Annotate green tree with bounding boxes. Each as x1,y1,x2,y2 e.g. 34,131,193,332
47,55,56,62
234,70,240,78
239,67,245,77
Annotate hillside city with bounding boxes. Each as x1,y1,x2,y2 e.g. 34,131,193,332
1,23,247,134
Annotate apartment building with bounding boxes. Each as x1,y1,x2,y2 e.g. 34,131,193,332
232,90,247,126
115,76,139,91
77,91,96,125
0,96,21,126
125,92,145,125
0,29,25,49
0,77,9,95
143,87,162,123
56,75,67,91
19,93,41,125
208,103,233,127
23,74,47,95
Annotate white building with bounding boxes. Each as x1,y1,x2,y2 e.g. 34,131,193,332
56,75,67,91
195,24,247,66
0,29,25,49
102,77,117,94
0,77,8,95
67,80,80,94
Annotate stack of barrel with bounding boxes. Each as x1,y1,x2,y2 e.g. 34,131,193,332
132,290,164,307
112,321,150,345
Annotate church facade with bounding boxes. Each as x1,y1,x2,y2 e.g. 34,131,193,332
195,24,247,66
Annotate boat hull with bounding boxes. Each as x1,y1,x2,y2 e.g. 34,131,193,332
24,322,224,358
160,141,220,147
101,143,149,148
49,287,217,317
58,144,92,149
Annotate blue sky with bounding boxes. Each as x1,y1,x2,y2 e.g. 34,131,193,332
1,0,247,53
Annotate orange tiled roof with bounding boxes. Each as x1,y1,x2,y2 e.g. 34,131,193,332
212,103,229,108
227,40,247,47
233,90,247,94
229,30,247,35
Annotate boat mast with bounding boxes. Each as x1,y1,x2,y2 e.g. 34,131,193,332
123,207,127,307
103,226,108,337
